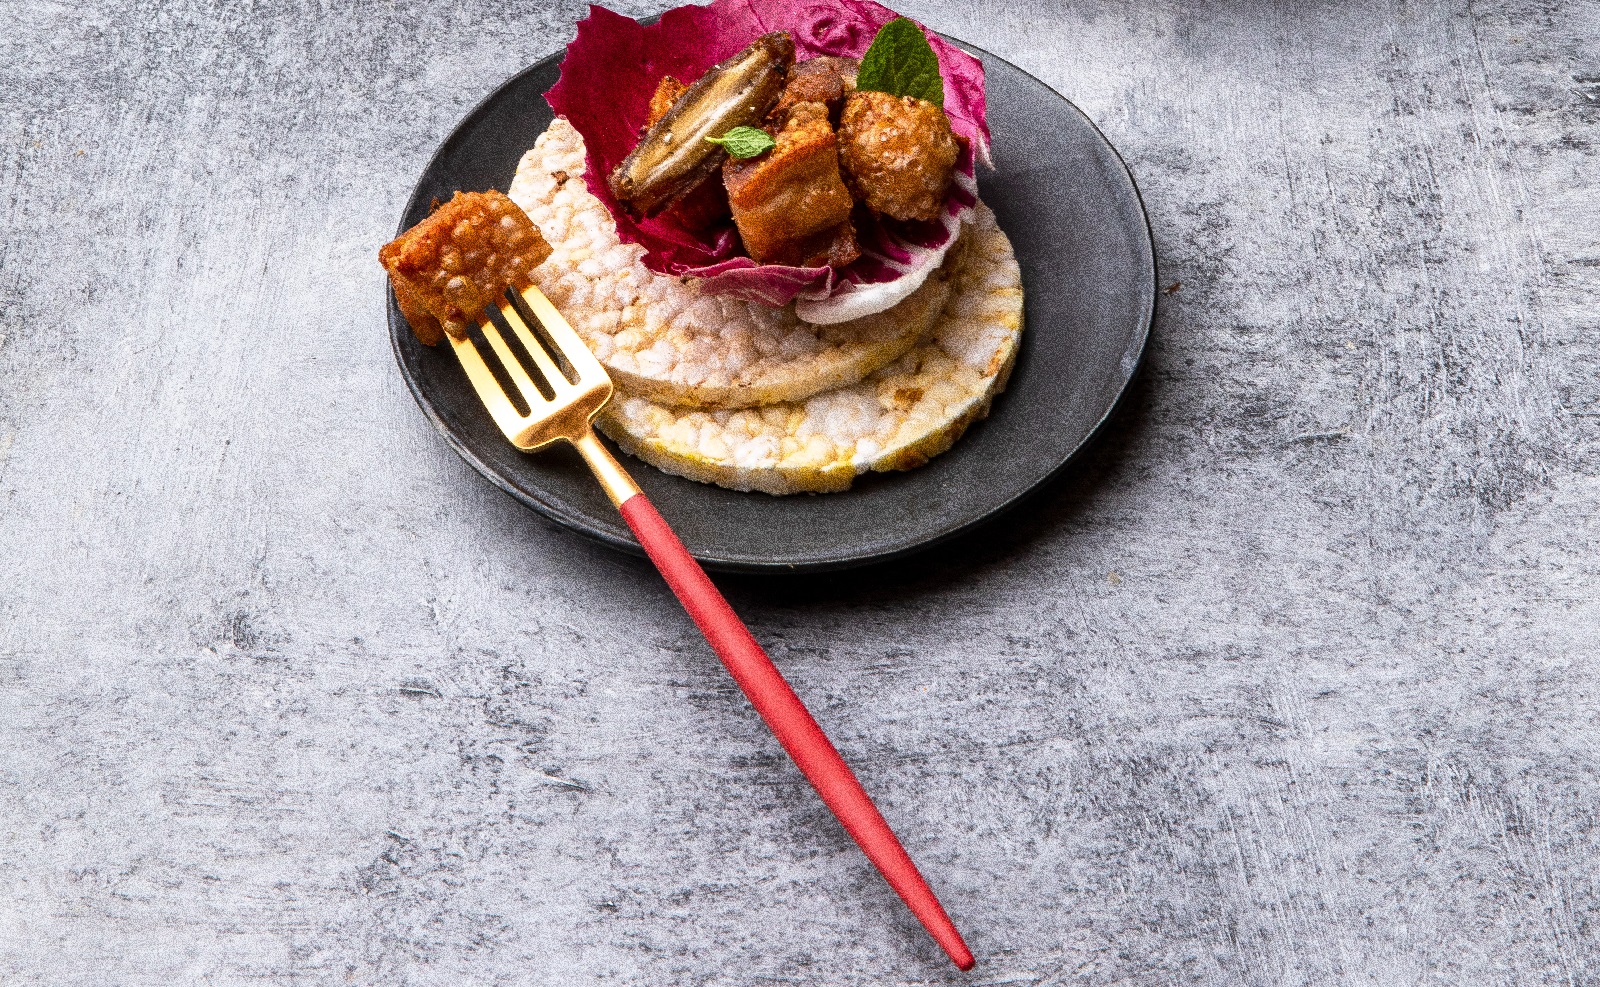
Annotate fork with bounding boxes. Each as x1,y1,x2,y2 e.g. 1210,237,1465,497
450,282,975,971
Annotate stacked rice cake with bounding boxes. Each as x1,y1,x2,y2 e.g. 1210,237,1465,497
508,119,1023,495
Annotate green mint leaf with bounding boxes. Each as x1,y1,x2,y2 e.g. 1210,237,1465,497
856,17,944,106
704,126,776,159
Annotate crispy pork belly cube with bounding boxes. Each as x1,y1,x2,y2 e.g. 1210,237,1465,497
838,90,959,223
643,75,732,233
669,174,734,232
772,56,859,122
646,76,688,130
814,217,861,268
723,101,859,267
378,190,552,345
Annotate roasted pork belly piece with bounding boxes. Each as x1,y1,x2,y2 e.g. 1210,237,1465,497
645,76,687,131
379,190,552,345
722,101,859,268
667,169,736,232
838,90,959,223
772,56,859,123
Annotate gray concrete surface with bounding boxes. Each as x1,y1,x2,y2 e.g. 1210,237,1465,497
3,0,1598,983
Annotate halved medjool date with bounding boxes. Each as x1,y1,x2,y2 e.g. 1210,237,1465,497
608,32,794,217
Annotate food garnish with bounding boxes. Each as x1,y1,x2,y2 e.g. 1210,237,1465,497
855,17,945,107
607,31,793,218
704,126,777,159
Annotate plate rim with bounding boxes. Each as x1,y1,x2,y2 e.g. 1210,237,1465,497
387,34,1156,574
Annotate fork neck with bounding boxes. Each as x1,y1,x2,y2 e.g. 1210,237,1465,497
572,428,643,508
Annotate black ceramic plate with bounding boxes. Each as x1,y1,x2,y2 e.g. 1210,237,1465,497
389,38,1155,574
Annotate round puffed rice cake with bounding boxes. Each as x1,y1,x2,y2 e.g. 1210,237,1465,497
596,202,1023,495
506,118,950,411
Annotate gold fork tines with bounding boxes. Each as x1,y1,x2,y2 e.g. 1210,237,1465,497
449,283,640,506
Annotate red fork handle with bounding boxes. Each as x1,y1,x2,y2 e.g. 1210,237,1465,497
617,492,975,970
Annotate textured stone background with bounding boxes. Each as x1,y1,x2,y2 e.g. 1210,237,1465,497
2,0,1598,984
